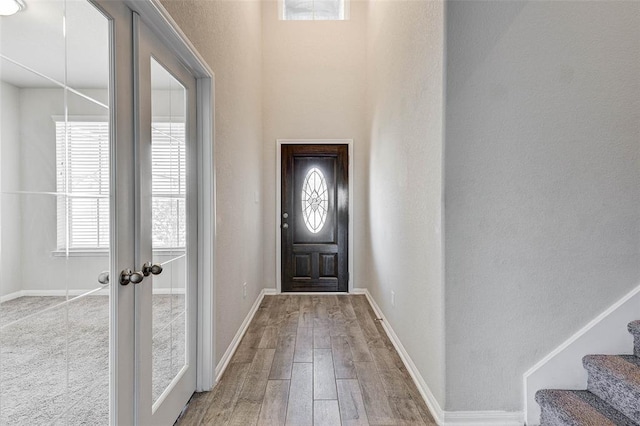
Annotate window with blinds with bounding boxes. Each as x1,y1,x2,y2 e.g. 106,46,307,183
56,121,186,251
281,0,348,20
56,122,110,250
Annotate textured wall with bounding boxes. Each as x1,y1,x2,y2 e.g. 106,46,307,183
261,0,368,290
0,81,23,297
445,0,640,411
160,0,265,365
367,0,445,406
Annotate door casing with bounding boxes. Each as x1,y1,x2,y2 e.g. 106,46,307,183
275,139,354,293
120,0,217,396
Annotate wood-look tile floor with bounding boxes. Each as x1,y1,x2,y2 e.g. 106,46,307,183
177,294,436,426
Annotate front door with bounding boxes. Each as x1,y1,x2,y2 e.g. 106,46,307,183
281,144,348,292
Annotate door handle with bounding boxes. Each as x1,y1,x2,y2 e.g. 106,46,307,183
97,271,110,286
120,269,144,285
142,262,163,276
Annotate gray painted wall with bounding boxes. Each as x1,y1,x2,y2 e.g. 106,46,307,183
160,0,265,365
0,81,23,297
444,0,640,411
17,89,110,295
367,0,445,407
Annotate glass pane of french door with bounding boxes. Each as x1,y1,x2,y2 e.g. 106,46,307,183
0,0,112,423
150,58,188,404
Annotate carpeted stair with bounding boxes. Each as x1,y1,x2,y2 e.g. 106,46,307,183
535,321,640,425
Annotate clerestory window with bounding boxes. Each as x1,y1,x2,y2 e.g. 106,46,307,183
281,0,349,20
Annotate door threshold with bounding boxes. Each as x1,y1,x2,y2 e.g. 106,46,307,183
277,291,350,295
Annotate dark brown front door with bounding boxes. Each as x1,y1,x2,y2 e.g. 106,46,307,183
281,144,348,292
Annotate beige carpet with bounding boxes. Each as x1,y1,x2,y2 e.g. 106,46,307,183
0,294,184,425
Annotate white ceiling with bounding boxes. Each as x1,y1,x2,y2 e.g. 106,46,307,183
0,0,109,89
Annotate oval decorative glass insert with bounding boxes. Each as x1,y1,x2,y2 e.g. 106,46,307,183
301,167,328,233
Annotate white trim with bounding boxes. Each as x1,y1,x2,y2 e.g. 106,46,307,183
522,281,640,425
0,291,26,303
523,282,640,376
444,411,524,426
194,73,216,393
0,288,187,303
275,139,354,293
361,289,446,425
275,291,354,296
124,0,216,394
214,288,269,383
0,289,109,304
127,0,214,79
362,289,524,426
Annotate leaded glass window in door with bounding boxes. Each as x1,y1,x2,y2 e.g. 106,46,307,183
301,167,328,233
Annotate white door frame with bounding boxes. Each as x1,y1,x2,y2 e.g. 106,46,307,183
275,139,354,293
122,0,216,396
124,0,216,394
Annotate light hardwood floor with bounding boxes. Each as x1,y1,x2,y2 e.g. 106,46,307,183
177,294,436,426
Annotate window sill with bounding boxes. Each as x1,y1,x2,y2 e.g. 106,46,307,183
51,250,108,257
51,248,186,257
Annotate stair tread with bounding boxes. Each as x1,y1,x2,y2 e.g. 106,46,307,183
536,389,637,426
583,354,640,386
582,354,640,423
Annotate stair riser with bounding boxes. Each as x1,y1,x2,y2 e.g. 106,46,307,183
540,407,572,426
586,367,640,423
634,336,640,358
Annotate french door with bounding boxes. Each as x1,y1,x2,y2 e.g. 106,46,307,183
0,1,200,425
132,11,198,425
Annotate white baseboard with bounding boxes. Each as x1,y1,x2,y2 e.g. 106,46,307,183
444,411,524,426
361,289,446,424
0,287,185,303
523,281,640,425
362,289,523,426
1,289,110,302
0,291,25,303
214,288,268,383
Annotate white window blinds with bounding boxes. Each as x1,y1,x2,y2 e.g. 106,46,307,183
151,122,186,249
56,121,110,250
56,121,186,250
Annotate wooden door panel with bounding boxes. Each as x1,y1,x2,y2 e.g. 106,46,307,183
294,254,312,278
282,144,348,292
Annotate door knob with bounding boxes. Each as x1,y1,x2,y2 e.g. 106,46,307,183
97,271,110,286
142,262,163,276
120,269,144,285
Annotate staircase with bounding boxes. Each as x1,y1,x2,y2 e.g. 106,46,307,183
535,321,640,425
